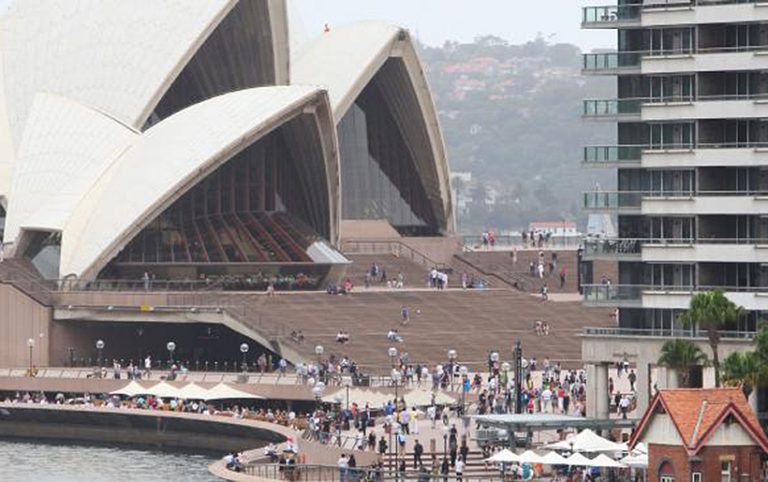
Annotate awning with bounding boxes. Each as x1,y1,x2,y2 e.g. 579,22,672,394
205,383,265,401
485,449,519,463
544,428,625,453
109,380,153,397
590,454,626,468
540,451,569,465
564,452,594,467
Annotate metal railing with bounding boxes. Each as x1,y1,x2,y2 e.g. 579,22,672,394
583,326,756,340
583,145,644,164
583,44,768,72
583,98,643,117
582,284,655,304
584,237,768,257
340,240,447,270
583,51,643,71
242,463,526,482
582,5,641,25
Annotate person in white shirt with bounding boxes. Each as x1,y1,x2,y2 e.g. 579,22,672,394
541,388,553,413
455,458,465,481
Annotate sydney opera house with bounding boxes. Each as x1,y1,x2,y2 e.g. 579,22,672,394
0,0,455,367
0,0,452,282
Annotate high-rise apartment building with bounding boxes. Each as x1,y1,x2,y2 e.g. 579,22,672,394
582,0,768,334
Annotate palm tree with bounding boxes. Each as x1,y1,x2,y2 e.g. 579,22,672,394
658,339,709,388
722,351,765,399
678,290,743,387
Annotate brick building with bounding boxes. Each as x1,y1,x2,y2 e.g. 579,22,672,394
630,387,768,482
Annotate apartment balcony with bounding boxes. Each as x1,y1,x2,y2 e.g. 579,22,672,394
583,143,768,168
582,283,768,310
583,190,694,213
584,46,768,76
583,94,768,121
582,2,768,30
584,237,768,263
642,190,768,215
581,5,641,28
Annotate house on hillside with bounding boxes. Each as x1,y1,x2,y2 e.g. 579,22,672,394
629,388,768,482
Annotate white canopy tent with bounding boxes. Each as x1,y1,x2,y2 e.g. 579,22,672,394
564,452,594,467
544,429,625,453
149,381,185,399
590,454,626,468
620,452,648,468
109,380,152,397
404,388,455,406
205,383,264,401
176,382,212,401
516,450,547,465
485,449,519,464
322,388,390,407
540,451,569,465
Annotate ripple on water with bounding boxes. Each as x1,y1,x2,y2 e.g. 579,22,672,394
0,440,219,482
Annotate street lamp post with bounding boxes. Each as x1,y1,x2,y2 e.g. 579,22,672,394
95,339,105,368
26,338,34,369
388,346,398,368
342,376,353,410
315,345,324,382
447,349,457,391
240,343,249,371
312,381,325,411
501,362,511,414
166,341,176,366
513,340,523,414
459,365,468,415
390,369,402,471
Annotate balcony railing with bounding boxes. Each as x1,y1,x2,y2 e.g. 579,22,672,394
583,283,768,304
583,98,643,117
583,326,755,340
582,5,641,25
583,190,695,210
583,52,642,71
583,145,644,164
583,238,645,257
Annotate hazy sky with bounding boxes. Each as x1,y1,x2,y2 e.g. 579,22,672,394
0,0,612,52
292,0,614,51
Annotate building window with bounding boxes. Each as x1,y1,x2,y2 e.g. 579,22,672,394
661,476,674,482
721,461,732,482
692,473,702,482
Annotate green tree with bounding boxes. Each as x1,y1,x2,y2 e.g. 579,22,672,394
657,339,709,388
679,291,743,387
722,351,765,399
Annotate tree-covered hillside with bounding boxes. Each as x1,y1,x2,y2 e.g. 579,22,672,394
419,35,615,233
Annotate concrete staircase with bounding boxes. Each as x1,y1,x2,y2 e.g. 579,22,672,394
237,288,614,371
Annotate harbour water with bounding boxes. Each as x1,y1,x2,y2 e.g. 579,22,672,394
0,440,219,481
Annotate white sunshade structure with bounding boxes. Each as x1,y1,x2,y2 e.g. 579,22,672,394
205,383,264,401
544,429,626,453
485,449,519,464
590,454,626,469
404,388,456,406
109,380,153,397
149,381,185,399
540,451,569,465
564,452,594,467
516,450,547,465
176,382,213,401
620,452,649,469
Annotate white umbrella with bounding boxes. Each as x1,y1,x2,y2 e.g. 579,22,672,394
149,381,184,399
540,451,569,465
564,452,593,467
109,380,152,397
545,429,625,453
205,383,264,400
517,450,546,465
176,382,211,400
590,454,626,468
620,452,648,469
485,449,519,463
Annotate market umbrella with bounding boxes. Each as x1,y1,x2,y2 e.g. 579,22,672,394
176,382,211,400
485,449,519,463
109,380,152,397
590,454,626,468
516,450,546,465
620,452,648,469
564,452,593,466
205,383,265,401
540,451,569,465
544,429,625,453
149,381,184,399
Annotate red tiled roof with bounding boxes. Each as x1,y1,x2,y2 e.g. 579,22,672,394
630,388,768,455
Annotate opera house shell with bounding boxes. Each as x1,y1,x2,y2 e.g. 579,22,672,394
0,0,453,288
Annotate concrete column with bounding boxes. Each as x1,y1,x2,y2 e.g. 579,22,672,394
587,363,609,419
636,362,651,417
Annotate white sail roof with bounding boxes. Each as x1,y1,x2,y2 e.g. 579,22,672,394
60,85,327,279
4,93,137,243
